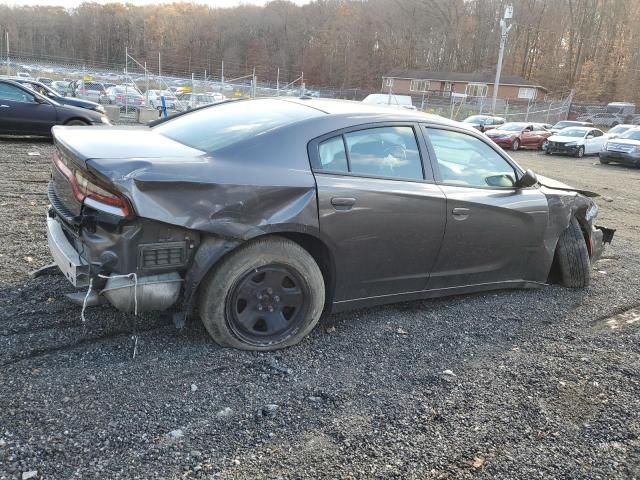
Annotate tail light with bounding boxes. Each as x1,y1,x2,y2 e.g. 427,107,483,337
52,149,132,218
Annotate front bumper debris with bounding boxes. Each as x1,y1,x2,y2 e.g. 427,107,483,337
591,225,615,263
546,142,579,155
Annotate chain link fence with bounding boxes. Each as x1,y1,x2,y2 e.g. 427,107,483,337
2,50,576,126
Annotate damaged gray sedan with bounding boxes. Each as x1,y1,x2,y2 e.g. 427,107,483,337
46,98,614,350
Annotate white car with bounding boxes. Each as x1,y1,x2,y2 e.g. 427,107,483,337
175,93,226,112
576,112,625,128
603,124,636,139
545,127,606,157
362,93,417,110
146,89,178,110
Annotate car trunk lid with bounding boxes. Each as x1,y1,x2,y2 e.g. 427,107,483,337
50,126,206,217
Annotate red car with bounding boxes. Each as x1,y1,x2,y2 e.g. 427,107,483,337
485,122,552,151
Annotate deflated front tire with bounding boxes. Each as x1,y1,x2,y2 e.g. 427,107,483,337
555,217,591,288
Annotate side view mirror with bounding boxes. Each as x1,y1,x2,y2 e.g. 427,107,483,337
516,169,538,188
34,95,48,104
586,134,594,139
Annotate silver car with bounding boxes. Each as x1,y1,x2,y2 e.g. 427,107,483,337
70,80,106,103
104,86,145,110
176,93,225,112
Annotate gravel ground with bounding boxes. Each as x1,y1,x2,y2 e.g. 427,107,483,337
0,139,639,479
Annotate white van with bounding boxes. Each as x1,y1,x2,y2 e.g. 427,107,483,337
362,93,417,110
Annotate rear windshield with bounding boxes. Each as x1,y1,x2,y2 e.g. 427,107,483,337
154,99,323,153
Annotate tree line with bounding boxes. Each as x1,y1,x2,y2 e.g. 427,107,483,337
0,0,638,102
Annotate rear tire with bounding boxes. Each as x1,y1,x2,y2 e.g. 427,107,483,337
65,119,89,126
555,217,591,288
511,139,520,151
198,236,325,350
599,157,610,164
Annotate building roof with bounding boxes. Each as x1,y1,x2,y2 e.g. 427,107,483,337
384,69,546,90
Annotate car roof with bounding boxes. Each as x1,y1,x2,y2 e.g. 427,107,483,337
279,97,462,126
560,126,593,132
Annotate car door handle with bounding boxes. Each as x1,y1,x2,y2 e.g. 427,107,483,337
0,104,10,108
452,207,470,219
331,197,356,210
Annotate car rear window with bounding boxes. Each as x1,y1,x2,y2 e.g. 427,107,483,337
154,99,323,153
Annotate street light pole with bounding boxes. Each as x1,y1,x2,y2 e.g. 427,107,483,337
491,4,513,114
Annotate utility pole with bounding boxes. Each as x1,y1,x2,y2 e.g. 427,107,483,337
221,61,224,92
491,4,513,114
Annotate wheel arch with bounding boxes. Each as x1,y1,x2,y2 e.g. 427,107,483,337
63,117,90,125
183,230,336,318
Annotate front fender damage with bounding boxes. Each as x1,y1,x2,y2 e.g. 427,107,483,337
541,184,614,272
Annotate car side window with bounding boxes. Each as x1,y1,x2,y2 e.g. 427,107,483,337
343,126,423,180
592,130,603,137
0,83,34,103
425,128,517,188
318,136,348,173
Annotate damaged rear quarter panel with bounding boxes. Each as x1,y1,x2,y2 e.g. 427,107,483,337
85,123,322,241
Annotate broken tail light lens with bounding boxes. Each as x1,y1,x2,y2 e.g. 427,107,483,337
52,149,132,218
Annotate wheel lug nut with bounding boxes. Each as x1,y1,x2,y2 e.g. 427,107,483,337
268,306,274,312
257,293,263,299
267,288,273,295
257,304,263,311
274,295,280,302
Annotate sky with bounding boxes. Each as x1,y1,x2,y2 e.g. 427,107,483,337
4,0,310,6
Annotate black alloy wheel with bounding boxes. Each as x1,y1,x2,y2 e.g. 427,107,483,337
227,264,309,345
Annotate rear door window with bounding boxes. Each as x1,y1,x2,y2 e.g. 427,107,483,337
343,126,424,180
318,136,348,173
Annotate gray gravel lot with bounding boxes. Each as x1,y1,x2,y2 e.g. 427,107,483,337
0,138,639,479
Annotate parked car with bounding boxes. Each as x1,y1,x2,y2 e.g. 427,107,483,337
11,78,105,114
70,80,107,103
606,101,635,123
175,93,225,111
45,98,612,350
0,79,109,136
599,127,640,167
146,89,178,110
36,77,53,86
576,112,623,128
485,122,551,151
549,120,593,135
601,124,635,139
462,115,505,132
362,93,416,110
103,85,145,110
51,80,72,96
545,127,606,157
16,72,32,79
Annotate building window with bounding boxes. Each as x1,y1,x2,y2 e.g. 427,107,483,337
518,87,536,100
409,79,429,92
384,78,394,87
465,83,488,97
